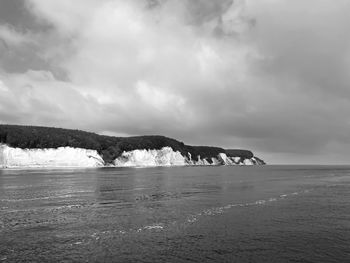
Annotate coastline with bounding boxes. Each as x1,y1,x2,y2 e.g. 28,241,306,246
0,144,264,169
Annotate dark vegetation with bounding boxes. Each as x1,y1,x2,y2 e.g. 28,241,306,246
225,149,253,159
0,125,261,164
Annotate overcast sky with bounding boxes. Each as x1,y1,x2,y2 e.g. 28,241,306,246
0,0,350,164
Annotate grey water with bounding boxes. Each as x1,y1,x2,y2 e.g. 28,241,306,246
0,166,349,262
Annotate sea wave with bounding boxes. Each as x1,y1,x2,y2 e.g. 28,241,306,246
77,189,313,245
185,189,312,223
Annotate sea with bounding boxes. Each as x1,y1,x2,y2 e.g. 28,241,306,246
0,165,349,262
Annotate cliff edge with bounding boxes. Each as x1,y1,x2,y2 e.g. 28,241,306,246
0,125,265,168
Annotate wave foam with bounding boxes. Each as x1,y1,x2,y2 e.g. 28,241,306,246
185,189,312,224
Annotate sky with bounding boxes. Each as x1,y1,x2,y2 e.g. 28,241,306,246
0,0,350,164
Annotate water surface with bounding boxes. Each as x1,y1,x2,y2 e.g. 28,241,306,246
0,166,349,262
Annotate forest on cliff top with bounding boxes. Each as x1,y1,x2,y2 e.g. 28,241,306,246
0,125,260,164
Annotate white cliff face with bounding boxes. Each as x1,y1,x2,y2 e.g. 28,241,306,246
243,158,255,165
114,147,262,167
0,144,104,168
0,144,263,168
211,158,221,165
114,147,187,167
218,153,235,165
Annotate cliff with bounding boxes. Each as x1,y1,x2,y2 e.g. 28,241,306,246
0,125,265,168
0,144,104,168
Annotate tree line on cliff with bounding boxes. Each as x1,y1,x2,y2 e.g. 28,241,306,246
0,124,263,164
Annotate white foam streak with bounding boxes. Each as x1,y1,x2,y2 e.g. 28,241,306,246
186,189,312,224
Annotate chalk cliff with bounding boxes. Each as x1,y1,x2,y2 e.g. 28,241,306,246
0,144,104,168
0,125,265,168
114,147,261,167
0,144,264,168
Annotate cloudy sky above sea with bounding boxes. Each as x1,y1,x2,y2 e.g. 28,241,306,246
0,0,350,164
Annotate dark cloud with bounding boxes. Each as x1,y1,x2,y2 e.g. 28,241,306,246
0,0,349,164
0,0,51,32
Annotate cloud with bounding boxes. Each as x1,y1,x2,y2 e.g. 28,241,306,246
1,0,350,163
0,70,102,128
22,0,256,130
0,24,35,46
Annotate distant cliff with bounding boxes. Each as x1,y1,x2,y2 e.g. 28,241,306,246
225,149,265,165
0,124,265,167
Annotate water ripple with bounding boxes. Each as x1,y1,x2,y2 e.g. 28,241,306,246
185,189,312,224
